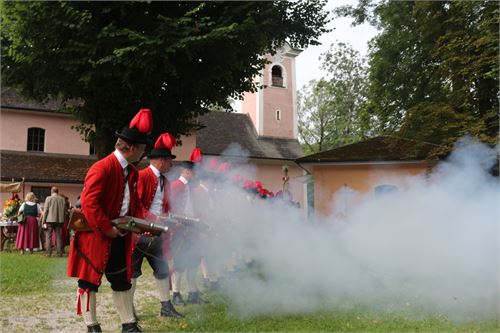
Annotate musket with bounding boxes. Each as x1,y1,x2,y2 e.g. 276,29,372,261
158,213,210,231
111,216,169,234
68,209,169,234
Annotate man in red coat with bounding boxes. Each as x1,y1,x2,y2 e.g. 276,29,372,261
169,160,206,305
67,109,152,333
131,133,183,319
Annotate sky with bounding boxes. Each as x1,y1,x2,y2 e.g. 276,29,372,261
295,0,379,90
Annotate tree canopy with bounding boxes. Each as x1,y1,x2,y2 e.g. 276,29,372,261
298,42,368,155
1,1,329,156
336,0,499,157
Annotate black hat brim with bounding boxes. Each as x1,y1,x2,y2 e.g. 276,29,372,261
180,160,195,170
148,148,176,159
115,127,151,145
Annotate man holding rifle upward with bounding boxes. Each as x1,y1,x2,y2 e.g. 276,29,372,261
131,133,183,319
67,109,152,333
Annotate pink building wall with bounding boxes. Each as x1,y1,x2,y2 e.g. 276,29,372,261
1,109,90,155
253,162,305,208
262,56,295,139
242,90,257,130
174,131,197,161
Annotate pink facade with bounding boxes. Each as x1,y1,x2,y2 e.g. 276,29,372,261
174,131,198,161
243,44,300,139
252,162,305,208
1,109,93,206
1,109,90,155
262,56,295,139
242,90,257,129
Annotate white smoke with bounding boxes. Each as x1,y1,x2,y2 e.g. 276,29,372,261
194,138,499,321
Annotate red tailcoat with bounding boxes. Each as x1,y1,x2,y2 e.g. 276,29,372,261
137,167,172,259
169,178,203,261
169,178,187,215
67,153,143,286
191,184,210,220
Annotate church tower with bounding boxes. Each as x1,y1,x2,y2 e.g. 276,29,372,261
242,43,301,139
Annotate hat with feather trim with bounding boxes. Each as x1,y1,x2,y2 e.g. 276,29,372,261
115,108,153,144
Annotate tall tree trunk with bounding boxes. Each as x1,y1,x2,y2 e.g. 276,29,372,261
93,126,116,159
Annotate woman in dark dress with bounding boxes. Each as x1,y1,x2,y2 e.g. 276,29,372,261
16,192,42,254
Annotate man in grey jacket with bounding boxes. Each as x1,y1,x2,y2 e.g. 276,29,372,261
42,187,67,257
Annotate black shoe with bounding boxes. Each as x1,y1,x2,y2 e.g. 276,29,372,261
209,281,220,291
87,324,102,332
121,322,142,333
186,291,208,304
172,292,185,306
160,300,184,318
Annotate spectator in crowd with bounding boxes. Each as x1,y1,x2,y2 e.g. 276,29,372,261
41,187,67,257
16,192,42,255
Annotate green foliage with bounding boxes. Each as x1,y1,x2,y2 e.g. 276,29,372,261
1,1,329,156
335,0,499,157
298,42,368,155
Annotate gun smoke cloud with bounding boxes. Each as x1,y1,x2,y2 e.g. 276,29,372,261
189,137,499,321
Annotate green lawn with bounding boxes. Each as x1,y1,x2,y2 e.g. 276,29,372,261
0,251,498,332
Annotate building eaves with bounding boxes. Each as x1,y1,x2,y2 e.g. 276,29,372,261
1,150,97,184
296,136,438,164
1,87,80,113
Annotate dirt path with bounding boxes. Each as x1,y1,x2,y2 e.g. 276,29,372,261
0,269,160,333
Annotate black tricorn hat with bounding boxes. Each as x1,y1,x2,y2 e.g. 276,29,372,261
180,160,194,170
148,147,176,159
115,127,150,144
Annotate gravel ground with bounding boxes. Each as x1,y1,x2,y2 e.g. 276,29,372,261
0,268,161,333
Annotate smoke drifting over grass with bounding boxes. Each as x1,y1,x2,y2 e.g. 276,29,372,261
196,138,499,321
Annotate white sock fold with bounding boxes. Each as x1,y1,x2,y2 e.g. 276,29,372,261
112,290,135,324
171,270,181,293
80,290,98,326
156,277,171,302
186,268,198,293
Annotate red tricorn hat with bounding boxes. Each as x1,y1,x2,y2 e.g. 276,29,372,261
190,147,203,163
115,108,153,144
253,180,263,189
208,159,219,171
155,133,176,150
130,108,153,133
218,162,231,173
233,174,243,184
148,132,176,159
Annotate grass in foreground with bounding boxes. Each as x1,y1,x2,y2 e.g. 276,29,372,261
1,251,498,332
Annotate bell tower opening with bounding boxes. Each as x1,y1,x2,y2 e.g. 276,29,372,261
271,65,284,87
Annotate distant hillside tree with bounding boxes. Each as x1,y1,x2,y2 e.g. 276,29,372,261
298,42,368,155
336,0,499,157
1,1,329,157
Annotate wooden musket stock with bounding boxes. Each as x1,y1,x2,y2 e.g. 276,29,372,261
68,209,169,234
